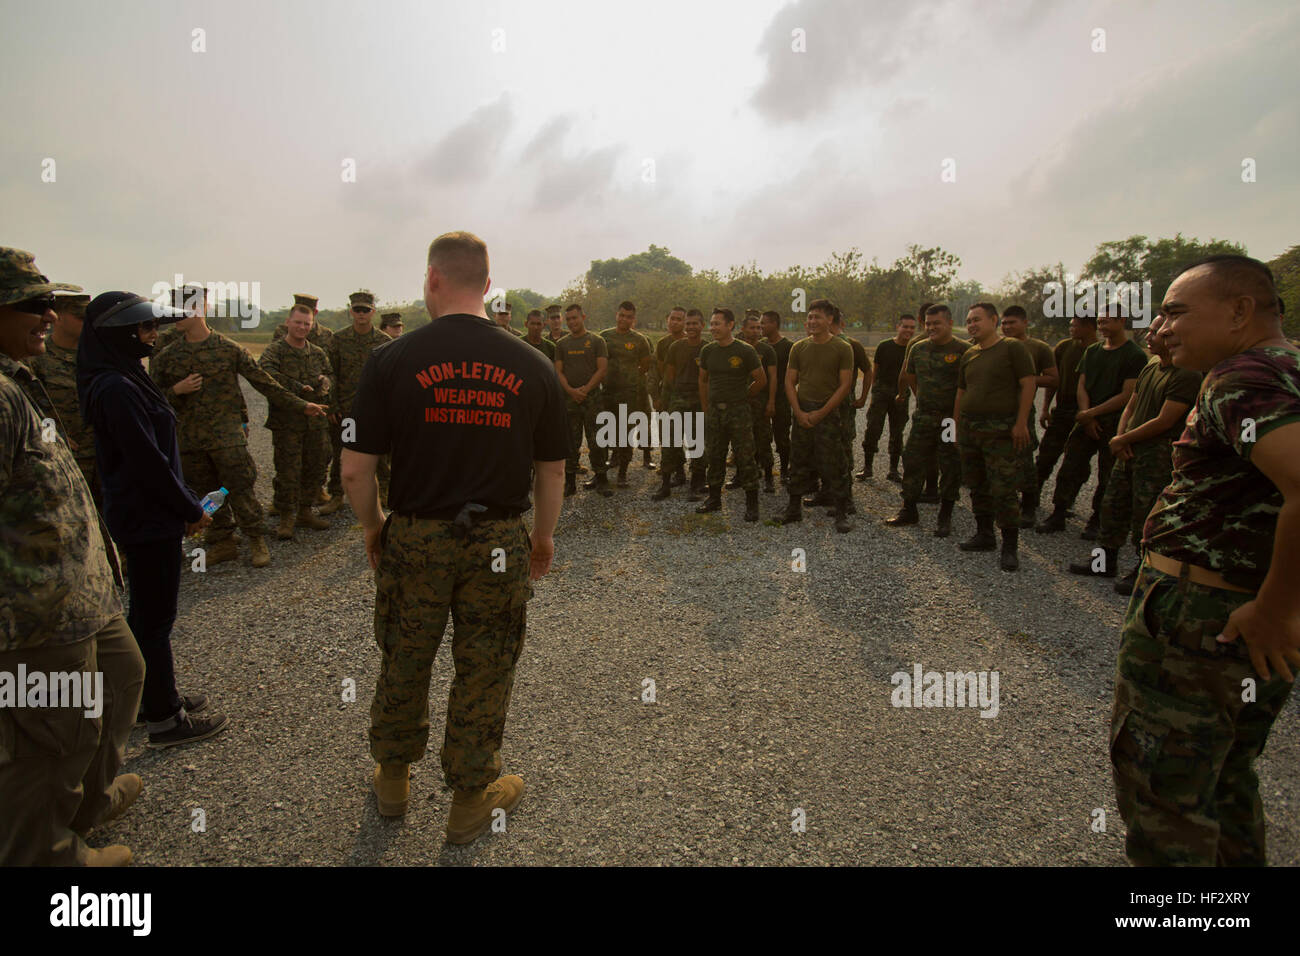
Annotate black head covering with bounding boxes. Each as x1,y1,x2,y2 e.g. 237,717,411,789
77,291,180,426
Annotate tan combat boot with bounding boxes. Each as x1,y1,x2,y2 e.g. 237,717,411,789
248,536,271,568
84,844,133,866
445,774,525,845
372,763,410,817
318,494,345,516
297,506,329,531
315,486,331,506
205,537,239,565
276,511,296,540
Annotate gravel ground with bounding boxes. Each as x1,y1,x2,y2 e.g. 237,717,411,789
99,382,1299,866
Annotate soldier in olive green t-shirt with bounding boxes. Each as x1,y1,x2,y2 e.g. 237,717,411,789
696,312,763,515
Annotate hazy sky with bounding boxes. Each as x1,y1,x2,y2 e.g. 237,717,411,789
3,0,1296,310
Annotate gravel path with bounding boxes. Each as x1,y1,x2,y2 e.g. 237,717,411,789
100,383,1299,865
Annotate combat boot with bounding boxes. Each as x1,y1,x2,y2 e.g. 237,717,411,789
318,494,345,516
83,845,133,867
446,774,525,845
1114,565,1139,595
298,506,329,530
959,515,997,552
999,527,1020,572
686,472,707,502
315,487,331,506
1080,513,1101,540
779,493,802,524
643,448,655,469
855,460,871,481
919,477,940,503
803,490,832,507
583,470,608,490
1035,506,1068,534
372,763,410,817
275,511,296,541
670,466,686,487
564,474,576,497
887,454,903,483
616,462,630,488
934,499,954,538
77,773,143,837
695,486,723,514
743,488,759,522
205,537,239,565
1020,490,1039,526
763,469,775,494
726,473,741,489
833,501,853,534
248,536,271,568
651,475,672,500
1070,546,1117,578
885,501,919,526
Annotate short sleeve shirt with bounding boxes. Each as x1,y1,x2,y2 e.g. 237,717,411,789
788,336,853,405
555,331,608,389
1078,339,1148,412
665,338,705,400
698,340,760,404
906,337,972,415
957,337,1036,416
1127,357,1202,442
600,328,651,392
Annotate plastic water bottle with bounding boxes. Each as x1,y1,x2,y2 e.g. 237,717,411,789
199,487,228,515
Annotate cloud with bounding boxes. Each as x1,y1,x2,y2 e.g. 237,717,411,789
418,94,513,184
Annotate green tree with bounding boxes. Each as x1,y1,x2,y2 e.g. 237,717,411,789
1267,244,1300,339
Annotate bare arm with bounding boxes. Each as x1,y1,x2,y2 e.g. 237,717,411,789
529,459,564,580
341,449,383,569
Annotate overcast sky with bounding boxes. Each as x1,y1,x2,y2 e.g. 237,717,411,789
3,0,1296,310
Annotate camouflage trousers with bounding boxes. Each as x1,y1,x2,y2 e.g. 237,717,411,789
839,400,858,471
371,514,532,790
270,428,330,512
565,392,608,476
1016,405,1041,504
659,395,704,481
327,420,389,497
788,400,848,501
1049,414,1118,517
957,415,1022,529
181,444,265,541
749,397,773,472
705,401,758,490
772,394,791,468
901,409,962,503
1035,404,1075,488
604,387,640,468
862,389,909,463
1111,563,1293,865
1099,442,1173,552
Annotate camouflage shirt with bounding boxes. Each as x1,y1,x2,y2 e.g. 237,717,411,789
600,328,652,393
1143,346,1300,590
272,321,334,350
327,325,389,417
27,341,96,459
150,331,308,450
258,338,331,432
650,332,685,402
0,355,121,651
906,337,971,416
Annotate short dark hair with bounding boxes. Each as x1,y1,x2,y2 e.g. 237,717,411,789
969,302,999,319
711,307,736,326
1001,305,1027,320
545,304,561,314
761,310,781,324
427,231,490,290
808,297,836,317
1178,254,1279,312
564,303,584,315
526,309,543,320
668,305,686,316
1073,314,1098,327
925,304,951,319
686,308,704,319
899,313,916,323
617,300,636,313
742,312,760,325
919,302,935,318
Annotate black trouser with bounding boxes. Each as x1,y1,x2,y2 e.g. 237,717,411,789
122,537,184,722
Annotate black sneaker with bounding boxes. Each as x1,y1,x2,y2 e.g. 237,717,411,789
147,712,230,749
137,693,208,726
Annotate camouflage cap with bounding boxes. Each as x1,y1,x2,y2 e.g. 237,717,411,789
545,304,561,314
0,247,82,307
349,290,375,308
170,283,206,306
380,312,402,326
293,293,319,311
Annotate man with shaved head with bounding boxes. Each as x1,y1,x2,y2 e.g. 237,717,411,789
1110,254,1300,867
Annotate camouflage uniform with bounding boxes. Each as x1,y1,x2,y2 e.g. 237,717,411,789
272,321,334,350
1036,337,1090,489
1012,336,1056,503
900,337,970,503
258,338,332,513
556,331,610,476
836,334,870,473
600,328,652,469
748,338,777,473
957,338,1036,528
370,515,532,790
659,338,705,484
150,332,308,542
27,341,100,507
700,340,761,491
788,402,847,500
768,336,793,471
1111,345,1300,865
153,327,249,433
326,325,390,497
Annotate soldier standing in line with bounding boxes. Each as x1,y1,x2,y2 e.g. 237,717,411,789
492,301,522,337
599,300,653,488
341,230,568,844
886,305,971,537
523,309,556,360
1036,306,1148,537
380,312,404,339
858,313,916,483
272,293,335,350
999,305,1058,525
901,302,942,502
1070,325,1200,592
150,294,326,567
554,303,611,497
822,308,871,514
695,308,764,520
652,309,707,501
1111,255,1300,866
650,306,687,483
760,309,793,485
259,305,333,540
545,304,565,344
954,303,1037,571
736,311,777,493
780,298,854,532
626,306,656,470
322,290,391,514
28,291,100,507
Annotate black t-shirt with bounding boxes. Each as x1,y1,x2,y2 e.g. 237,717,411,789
346,313,569,514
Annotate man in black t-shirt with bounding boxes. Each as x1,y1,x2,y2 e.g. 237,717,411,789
859,314,916,481
340,231,567,846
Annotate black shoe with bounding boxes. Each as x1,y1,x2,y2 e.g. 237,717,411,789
886,470,903,484
885,502,920,526
855,467,871,481
744,489,759,522
934,499,954,538
803,492,831,507
643,451,656,469
779,494,802,525
960,516,997,552
999,528,1020,572
695,487,723,514
616,464,630,488
137,693,208,726
1070,546,1117,577
651,478,672,501
147,711,230,749
686,475,707,502
1035,508,1067,534
1080,515,1100,540
833,505,853,534
583,471,605,490
564,475,576,497
1114,566,1138,595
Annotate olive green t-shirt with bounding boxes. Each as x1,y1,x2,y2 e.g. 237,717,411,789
699,340,760,404
1127,356,1202,442
788,336,853,405
1053,337,1091,410
957,337,1036,417
555,331,608,390
526,335,556,361
665,338,705,401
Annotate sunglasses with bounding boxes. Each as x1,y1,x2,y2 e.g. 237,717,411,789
11,294,56,315
351,305,374,314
